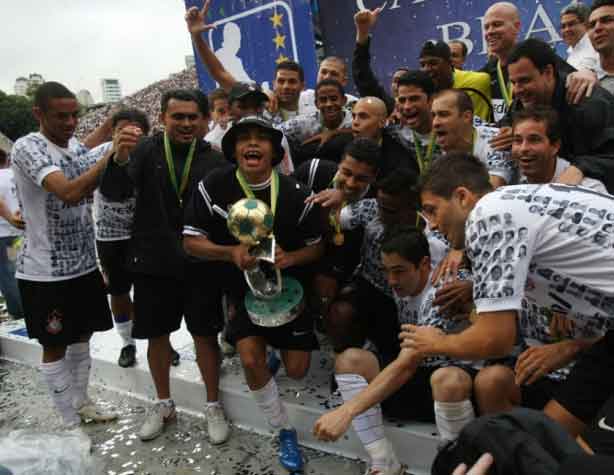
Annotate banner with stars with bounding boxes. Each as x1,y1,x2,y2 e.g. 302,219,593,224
185,0,318,93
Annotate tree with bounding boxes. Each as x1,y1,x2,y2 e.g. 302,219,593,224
0,90,38,141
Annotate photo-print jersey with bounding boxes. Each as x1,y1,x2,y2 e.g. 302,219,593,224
466,183,614,338
280,109,353,148
473,125,517,184
339,198,448,297
395,268,478,368
518,157,608,194
518,298,606,381
11,132,97,281
89,142,135,241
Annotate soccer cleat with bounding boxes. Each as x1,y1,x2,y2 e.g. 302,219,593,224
171,348,180,367
205,403,230,445
77,399,118,423
278,428,304,472
118,344,137,368
138,401,176,441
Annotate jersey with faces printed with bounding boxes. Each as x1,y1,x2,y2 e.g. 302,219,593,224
395,268,477,368
466,184,614,338
473,125,517,185
11,132,97,281
89,142,136,241
340,198,448,297
280,109,353,149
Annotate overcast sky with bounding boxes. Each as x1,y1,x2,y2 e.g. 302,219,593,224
1,0,194,102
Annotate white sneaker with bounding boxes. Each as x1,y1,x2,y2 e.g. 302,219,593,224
364,463,405,475
62,426,92,454
205,403,230,444
77,399,118,423
138,401,176,441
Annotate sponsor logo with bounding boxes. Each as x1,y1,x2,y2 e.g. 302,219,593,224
598,417,614,432
46,310,63,335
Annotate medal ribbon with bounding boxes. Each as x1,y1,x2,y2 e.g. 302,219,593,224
163,132,197,206
413,131,436,175
496,60,513,107
235,169,279,220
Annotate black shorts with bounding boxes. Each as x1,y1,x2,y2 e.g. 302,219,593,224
18,270,113,347
132,266,224,339
336,276,400,352
554,331,614,424
226,295,319,352
583,395,614,456
520,377,562,410
96,239,133,296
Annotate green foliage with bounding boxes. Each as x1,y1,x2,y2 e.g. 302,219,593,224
0,90,38,141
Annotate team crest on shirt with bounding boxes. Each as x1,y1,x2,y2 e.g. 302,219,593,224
46,310,63,335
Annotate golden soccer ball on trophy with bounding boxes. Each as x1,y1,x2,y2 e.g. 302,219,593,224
227,198,274,246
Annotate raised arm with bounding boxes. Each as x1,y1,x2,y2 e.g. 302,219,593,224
186,0,237,92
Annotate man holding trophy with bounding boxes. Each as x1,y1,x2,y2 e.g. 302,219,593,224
183,116,325,472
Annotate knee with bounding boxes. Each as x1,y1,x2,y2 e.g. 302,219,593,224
335,348,372,375
327,301,354,328
431,367,473,402
284,357,310,380
474,365,514,396
240,349,266,375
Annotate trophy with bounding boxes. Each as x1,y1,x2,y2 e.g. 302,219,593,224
227,198,304,327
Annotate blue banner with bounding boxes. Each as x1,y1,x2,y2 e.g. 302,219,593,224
185,0,319,92
319,1,568,92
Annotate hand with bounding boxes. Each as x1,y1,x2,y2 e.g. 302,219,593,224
313,405,354,442
453,453,494,475
432,249,464,285
185,0,217,36
549,312,574,339
275,245,295,269
264,88,279,114
514,342,576,386
8,211,25,230
302,128,348,147
556,165,584,186
399,324,446,357
354,4,385,42
489,127,513,151
305,188,345,209
433,280,473,317
113,125,142,163
231,244,257,270
566,70,597,105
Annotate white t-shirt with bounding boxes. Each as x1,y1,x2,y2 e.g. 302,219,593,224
466,184,614,337
518,157,608,193
0,168,22,238
205,122,229,150
90,142,135,241
11,132,97,281
567,34,601,72
473,125,516,184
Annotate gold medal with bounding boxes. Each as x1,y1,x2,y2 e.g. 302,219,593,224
333,232,345,246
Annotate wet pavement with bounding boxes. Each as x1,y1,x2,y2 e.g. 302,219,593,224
0,360,365,475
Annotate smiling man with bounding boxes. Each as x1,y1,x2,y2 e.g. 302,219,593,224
100,90,230,443
183,116,325,472
588,0,614,95
402,152,614,443
561,2,600,72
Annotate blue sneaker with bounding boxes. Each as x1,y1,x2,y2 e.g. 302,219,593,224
267,350,281,376
278,428,304,472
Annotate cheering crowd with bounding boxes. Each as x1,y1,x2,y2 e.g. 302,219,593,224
4,0,614,473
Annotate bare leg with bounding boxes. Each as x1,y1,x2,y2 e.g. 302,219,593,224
193,334,221,402
147,335,172,399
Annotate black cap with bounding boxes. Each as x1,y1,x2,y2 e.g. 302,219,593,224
221,116,285,166
419,40,452,62
229,82,269,105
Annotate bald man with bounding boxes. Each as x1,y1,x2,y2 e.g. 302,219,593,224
352,97,418,177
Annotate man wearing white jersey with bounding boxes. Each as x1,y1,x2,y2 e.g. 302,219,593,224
431,89,516,188
404,153,614,441
10,82,116,428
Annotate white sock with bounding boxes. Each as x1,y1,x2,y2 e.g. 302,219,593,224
204,401,220,409
115,319,134,346
40,359,80,426
336,374,394,470
434,400,475,442
251,377,291,430
65,342,91,409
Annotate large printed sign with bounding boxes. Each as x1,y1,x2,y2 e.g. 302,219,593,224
185,0,318,92
320,1,568,91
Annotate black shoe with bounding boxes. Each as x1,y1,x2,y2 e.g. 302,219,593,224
171,348,180,367
118,344,137,368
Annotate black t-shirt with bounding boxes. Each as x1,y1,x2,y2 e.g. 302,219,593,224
184,166,324,296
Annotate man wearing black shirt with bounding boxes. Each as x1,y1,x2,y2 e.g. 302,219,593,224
100,90,230,443
183,116,324,472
